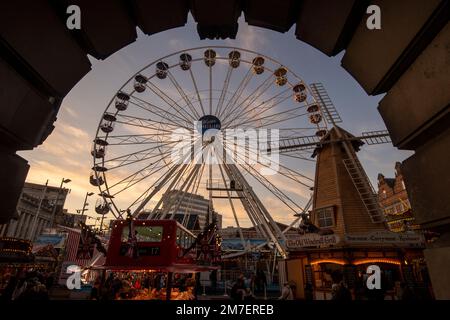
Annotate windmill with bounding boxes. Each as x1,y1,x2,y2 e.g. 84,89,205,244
268,83,391,237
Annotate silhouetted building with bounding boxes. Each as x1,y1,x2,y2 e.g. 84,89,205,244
0,182,69,241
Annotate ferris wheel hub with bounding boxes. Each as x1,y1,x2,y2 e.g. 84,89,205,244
197,115,222,136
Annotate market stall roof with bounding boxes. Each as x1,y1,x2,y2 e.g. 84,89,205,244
90,263,220,273
0,237,34,263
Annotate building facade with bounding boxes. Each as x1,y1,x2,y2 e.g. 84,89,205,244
60,210,88,228
137,190,222,232
0,182,69,241
377,162,418,233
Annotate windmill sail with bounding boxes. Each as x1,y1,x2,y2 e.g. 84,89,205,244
309,83,343,125
361,130,392,145
269,130,391,154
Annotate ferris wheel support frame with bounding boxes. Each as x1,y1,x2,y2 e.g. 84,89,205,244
223,162,288,258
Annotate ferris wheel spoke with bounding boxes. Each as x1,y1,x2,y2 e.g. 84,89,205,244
224,88,291,128
235,159,304,214
145,81,196,123
152,162,195,219
130,162,190,217
181,163,205,228
217,154,270,238
218,150,284,232
109,156,171,196
224,142,314,189
164,164,202,219
222,162,288,255
104,147,175,171
145,140,208,218
208,64,213,115
109,162,168,195
215,157,248,250
100,133,175,146
227,151,303,213
225,90,291,129
188,67,206,116
103,138,178,163
129,95,193,128
234,104,309,128
221,73,273,124
215,64,233,117
167,71,201,119
114,113,192,133
217,66,253,119
102,140,177,167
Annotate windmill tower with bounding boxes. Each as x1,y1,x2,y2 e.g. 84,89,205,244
311,125,385,239
275,83,391,240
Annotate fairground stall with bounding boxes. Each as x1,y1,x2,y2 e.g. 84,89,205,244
90,218,220,300
0,237,35,294
57,223,107,288
281,231,429,300
277,124,432,300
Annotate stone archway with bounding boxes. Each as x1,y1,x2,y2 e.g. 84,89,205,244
0,0,449,297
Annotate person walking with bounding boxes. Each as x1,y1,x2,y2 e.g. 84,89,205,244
209,270,217,294
0,275,18,301
244,288,256,301
230,278,246,301
331,280,352,301
278,282,294,300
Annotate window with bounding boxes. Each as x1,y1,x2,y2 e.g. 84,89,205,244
316,207,335,228
121,225,163,242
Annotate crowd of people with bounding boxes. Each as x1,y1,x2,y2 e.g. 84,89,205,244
2,267,424,301
328,269,424,301
0,270,55,301
89,272,195,300
229,271,292,301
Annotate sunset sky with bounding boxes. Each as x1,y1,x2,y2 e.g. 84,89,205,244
18,14,412,228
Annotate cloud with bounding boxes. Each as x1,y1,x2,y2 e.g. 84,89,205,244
39,121,91,158
226,23,269,51
62,105,79,119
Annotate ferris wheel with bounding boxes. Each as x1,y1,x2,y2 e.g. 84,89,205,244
89,46,329,258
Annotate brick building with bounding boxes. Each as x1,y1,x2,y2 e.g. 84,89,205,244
377,162,418,233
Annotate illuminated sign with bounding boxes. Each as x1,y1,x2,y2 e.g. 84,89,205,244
119,245,160,256
286,234,340,249
345,231,424,246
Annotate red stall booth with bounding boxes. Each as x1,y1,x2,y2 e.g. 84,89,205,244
92,219,220,300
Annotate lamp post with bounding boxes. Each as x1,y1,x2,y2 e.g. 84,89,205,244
99,214,107,233
50,178,71,228
27,180,49,240
80,192,94,216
